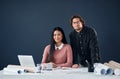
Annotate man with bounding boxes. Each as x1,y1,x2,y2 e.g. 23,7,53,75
69,15,100,69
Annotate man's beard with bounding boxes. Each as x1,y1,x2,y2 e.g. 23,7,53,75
75,27,82,32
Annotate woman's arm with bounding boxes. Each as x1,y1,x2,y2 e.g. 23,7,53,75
41,45,50,63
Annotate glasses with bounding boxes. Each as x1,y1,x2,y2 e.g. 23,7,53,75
73,21,81,24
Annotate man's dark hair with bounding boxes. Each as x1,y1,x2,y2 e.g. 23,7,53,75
70,15,85,26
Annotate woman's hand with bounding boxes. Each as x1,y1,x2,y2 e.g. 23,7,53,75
72,64,79,68
49,62,57,68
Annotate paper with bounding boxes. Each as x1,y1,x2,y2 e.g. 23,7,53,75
6,65,38,73
104,62,120,76
114,68,120,76
109,60,120,69
94,63,113,75
3,67,26,74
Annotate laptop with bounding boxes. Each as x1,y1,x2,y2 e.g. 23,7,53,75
18,55,36,67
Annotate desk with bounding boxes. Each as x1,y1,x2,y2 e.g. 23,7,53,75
0,68,120,79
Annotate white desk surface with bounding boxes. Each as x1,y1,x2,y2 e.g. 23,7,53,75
0,67,120,79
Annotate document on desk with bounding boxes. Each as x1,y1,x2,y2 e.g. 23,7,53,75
51,67,88,75
3,64,40,75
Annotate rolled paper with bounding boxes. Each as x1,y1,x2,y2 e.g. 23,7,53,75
94,63,113,75
94,66,106,75
7,65,37,73
104,62,120,76
3,67,25,74
109,60,120,69
104,63,116,69
114,68,120,76
106,68,113,75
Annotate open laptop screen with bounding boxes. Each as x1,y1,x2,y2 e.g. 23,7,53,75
18,55,36,67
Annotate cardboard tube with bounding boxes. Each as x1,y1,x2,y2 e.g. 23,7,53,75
104,63,116,69
104,62,120,76
109,60,120,69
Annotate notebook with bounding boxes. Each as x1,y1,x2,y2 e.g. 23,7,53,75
18,55,36,67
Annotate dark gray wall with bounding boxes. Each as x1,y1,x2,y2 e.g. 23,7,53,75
0,0,120,70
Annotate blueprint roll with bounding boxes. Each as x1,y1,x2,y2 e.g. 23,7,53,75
94,66,106,75
104,63,116,69
94,63,113,75
109,60,120,69
106,68,113,75
7,65,35,73
114,68,120,76
104,63,120,76
3,67,25,74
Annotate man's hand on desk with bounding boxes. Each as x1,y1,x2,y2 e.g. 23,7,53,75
72,64,79,68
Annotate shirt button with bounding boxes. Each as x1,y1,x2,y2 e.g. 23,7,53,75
79,35,81,37
80,41,82,44
81,52,84,54
81,47,83,49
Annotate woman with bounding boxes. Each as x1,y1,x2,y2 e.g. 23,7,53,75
41,27,73,68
